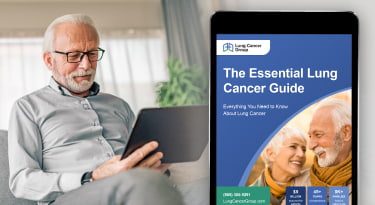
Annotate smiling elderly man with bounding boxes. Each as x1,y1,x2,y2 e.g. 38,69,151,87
295,98,353,204
308,98,352,188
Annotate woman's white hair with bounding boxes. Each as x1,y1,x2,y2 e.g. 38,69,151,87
261,126,307,167
43,14,99,52
313,98,351,134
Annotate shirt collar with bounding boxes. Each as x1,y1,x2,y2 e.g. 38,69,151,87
49,77,100,97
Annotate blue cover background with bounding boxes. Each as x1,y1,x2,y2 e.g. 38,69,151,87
216,34,352,186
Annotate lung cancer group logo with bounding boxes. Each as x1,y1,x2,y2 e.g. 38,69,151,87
218,40,270,55
223,43,234,52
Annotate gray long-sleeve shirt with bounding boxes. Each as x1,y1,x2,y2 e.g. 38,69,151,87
8,78,135,204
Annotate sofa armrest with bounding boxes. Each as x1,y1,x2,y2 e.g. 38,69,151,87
0,130,36,205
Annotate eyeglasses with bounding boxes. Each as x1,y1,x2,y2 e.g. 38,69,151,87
53,48,105,63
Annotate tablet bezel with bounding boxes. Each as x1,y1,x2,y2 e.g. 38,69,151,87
210,11,358,204
121,105,209,164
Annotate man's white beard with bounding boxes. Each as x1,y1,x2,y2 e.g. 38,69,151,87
53,68,96,93
313,133,344,167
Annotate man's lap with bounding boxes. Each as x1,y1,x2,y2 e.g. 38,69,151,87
175,177,209,205
52,169,184,205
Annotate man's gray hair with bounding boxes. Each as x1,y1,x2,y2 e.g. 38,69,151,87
261,126,307,167
313,98,351,134
43,14,99,52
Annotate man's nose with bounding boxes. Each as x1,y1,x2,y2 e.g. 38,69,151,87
309,137,318,150
79,54,92,70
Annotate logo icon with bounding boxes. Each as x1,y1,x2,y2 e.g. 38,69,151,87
223,43,234,52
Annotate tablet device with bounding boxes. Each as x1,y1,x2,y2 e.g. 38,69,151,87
121,105,208,163
211,12,358,204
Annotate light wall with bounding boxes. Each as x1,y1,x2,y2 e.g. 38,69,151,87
0,2,163,33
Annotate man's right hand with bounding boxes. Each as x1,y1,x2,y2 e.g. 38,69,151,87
91,141,168,181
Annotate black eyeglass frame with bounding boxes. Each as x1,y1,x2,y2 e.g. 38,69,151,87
53,47,105,63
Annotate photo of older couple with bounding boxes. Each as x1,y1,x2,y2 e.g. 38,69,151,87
246,91,352,205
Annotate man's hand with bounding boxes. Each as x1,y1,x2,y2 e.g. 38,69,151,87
91,141,169,181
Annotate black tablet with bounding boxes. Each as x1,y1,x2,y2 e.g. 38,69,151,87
211,12,358,205
121,105,208,163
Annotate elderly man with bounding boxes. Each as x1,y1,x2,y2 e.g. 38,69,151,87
307,98,353,203
8,14,184,205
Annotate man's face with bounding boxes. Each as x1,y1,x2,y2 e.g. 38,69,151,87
45,22,99,95
308,106,343,167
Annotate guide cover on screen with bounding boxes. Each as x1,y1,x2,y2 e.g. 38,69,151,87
212,12,357,205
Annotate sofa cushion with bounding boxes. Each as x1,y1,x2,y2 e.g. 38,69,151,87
0,130,36,205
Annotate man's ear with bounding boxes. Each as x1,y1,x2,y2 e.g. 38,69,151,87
342,124,352,142
43,52,53,71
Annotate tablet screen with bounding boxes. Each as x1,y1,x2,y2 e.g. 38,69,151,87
211,12,357,205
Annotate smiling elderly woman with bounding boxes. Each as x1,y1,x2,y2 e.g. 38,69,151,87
249,126,309,205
